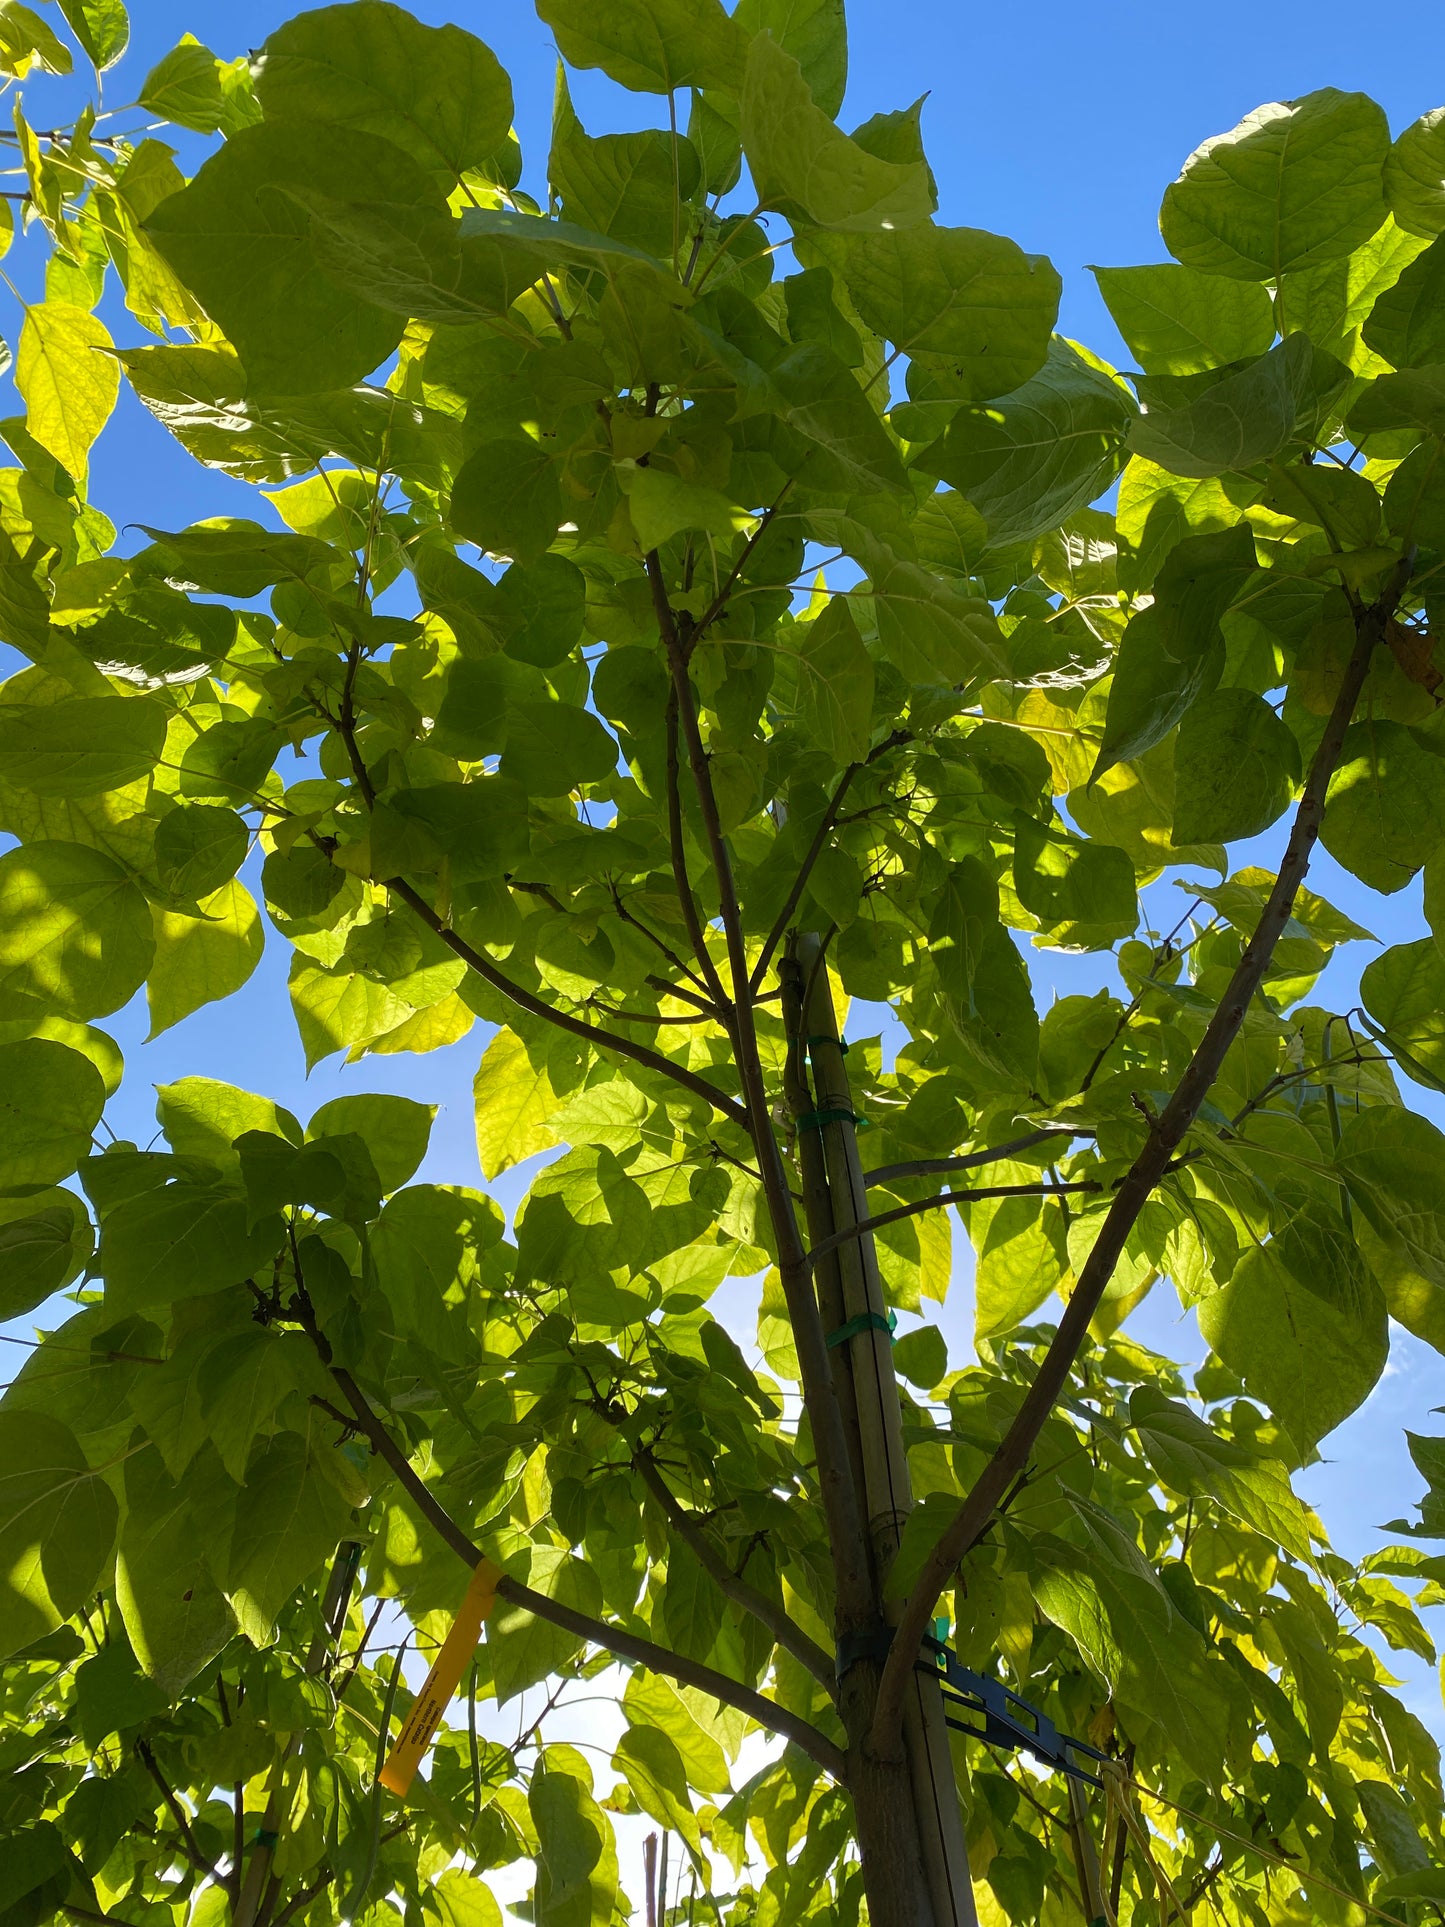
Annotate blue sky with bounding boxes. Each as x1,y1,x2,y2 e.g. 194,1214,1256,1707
6,0,1445,1722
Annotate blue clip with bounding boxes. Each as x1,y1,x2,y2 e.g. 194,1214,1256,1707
922,1638,1109,1788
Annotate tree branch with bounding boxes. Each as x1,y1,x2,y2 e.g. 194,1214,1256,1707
631,1442,836,1691
690,481,794,642
749,731,909,996
307,1369,847,1781
384,875,750,1130
647,551,876,1635
805,1181,1099,1271
665,692,732,1010
869,563,1413,1757
608,887,713,998
863,1129,1076,1189
319,677,743,1126
136,1739,218,1881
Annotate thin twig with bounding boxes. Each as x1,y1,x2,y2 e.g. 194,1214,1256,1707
805,1181,1099,1269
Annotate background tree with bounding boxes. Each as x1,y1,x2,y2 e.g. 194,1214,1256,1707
5,3,1445,1924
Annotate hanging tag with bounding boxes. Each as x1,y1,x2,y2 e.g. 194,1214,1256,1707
379,1558,501,1797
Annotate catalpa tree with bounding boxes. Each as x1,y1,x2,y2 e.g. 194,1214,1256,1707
5,3,1445,1924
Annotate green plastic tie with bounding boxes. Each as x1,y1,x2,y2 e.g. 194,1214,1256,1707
825,1309,897,1349
806,1034,849,1054
798,1107,867,1132
251,1828,281,1850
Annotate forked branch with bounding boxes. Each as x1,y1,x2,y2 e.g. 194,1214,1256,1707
305,1366,847,1781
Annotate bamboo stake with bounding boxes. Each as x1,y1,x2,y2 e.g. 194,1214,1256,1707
796,934,978,1927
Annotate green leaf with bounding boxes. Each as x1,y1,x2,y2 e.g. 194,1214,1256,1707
0,841,154,1020
1093,525,1257,776
734,0,845,118
1127,335,1331,479
1362,234,1445,368
489,1547,604,1702
660,1538,725,1659
225,1430,354,1644
808,516,1003,682
0,695,165,798
892,1323,947,1391
0,526,52,661
927,856,1039,1088
146,123,447,395
1337,1101,1445,1291
1321,721,1445,893
0,1190,92,1317
1386,108,1445,239
777,343,909,495
622,1672,731,1793
54,0,127,69
537,0,747,94
430,1871,502,1927
116,1443,236,1694
153,804,248,901
1276,216,1428,370
1197,1211,1388,1453
930,338,1136,548
740,31,933,234
254,1,514,183
1384,439,1445,550
146,880,264,1038
101,1182,284,1313
1129,1386,1312,1559
16,303,119,483
1012,819,1138,948
72,1636,167,1747
1091,262,1276,375
389,778,531,879
289,188,525,326
371,1183,497,1359
1034,1505,1232,1779
1361,939,1445,1090
450,439,562,565
0,4,72,76
1172,688,1300,844
614,1724,702,1851
966,1180,1068,1340
473,1029,560,1180
530,1754,619,1927
817,224,1060,400
497,555,587,669
1161,89,1391,280
0,1409,117,1661
1348,362,1445,437
306,1093,433,1193
625,467,740,551
155,1075,302,1169
0,1037,104,1188
792,596,873,763
135,520,342,597
499,700,618,795
194,1327,317,1484
288,958,420,1071
456,204,680,301
139,36,228,134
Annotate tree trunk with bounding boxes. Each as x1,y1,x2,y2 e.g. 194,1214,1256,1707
789,936,978,1927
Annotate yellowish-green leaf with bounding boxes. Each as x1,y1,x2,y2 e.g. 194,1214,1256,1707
16,303,119,484
146,880,264,1037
